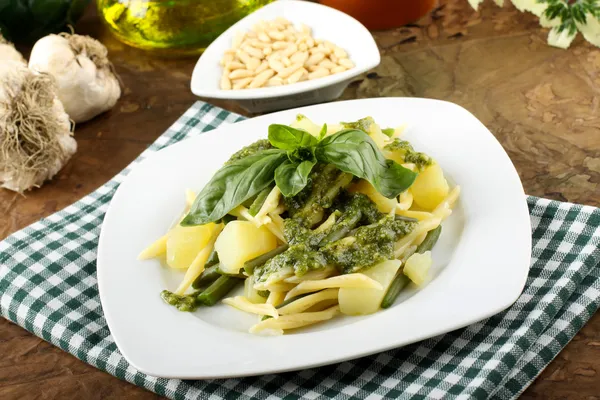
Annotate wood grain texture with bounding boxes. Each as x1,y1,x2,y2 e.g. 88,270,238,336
1,0,599,399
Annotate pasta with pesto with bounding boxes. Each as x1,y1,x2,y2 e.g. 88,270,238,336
139,115,460,334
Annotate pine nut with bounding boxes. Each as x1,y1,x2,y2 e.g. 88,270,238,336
237,50,261,70
276,17,291,26
229,69,254,79
255,61,269,74
268,30,285,41
277,63,303,78
318,59,337,70
272,41,288,50
232,32,245,50
281,43,298,58
226,61,245,70
338,58,354,69
249,69,275,88
324,40,336,50
308,68,329,80
220,70,231,90
305,52,325,67
334,47,348,59
221,19,353,89
232,77,253,89
287,67,307,84
258,32,271,43
250,40,269,49
268,58,285,72
291,51,309,65
300,24,311,35
243,45,264,59
311,45,331,55
220,53,234,66
267,77,283,86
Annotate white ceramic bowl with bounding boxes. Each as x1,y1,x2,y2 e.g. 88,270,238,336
190,0,380,113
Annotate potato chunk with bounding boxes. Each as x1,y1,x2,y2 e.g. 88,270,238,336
349,180,398,213
338,260,401,315
410,163,449,210
166,223,215,269
215,221,278,274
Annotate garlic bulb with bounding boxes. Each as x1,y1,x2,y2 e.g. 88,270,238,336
29,33,121,123
0,61,77,193
0,35,25,63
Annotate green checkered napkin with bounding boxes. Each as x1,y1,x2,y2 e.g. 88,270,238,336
1,101,599,400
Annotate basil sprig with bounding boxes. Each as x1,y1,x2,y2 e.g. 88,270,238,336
181,149,287,226
315,129,417,199
183,123,418,226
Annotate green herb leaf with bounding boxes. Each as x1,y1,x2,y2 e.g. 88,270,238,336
268,124,319,150
382,128,395,137
181,149,288,226
315,129,417,198
275,159,316,197
318,123,328,140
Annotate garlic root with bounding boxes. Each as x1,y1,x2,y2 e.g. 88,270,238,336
29,33,121,123
0,61,76,193
0,35,26,64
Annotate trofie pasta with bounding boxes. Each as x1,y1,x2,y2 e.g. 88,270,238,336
139,115,460,335
219,18,354,90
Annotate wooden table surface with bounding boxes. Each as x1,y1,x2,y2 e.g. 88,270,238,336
1,0,599,399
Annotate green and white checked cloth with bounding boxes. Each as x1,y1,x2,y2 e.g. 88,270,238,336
1,101,599,400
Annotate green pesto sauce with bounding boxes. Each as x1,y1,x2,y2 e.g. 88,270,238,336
284,163,352,227
254,181,417,283
322,215,416,274
226,139,273,164
384,139,433,171
341,116,375,133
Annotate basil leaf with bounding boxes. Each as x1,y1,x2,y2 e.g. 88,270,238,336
382,128,395,137
181,149,288,226
268,124,319,150
318,123,328,140
274,159,316,197
315,129,417,199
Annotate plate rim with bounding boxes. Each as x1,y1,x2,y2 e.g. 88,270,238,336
97,97,531,379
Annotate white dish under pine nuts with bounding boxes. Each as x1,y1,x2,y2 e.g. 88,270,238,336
190,0,380,113
219,17,355,90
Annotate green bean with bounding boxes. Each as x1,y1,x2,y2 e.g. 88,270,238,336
275,291,318,309
160,290,199,312
249,186,273,216
416,225,442,253
380,273,410,309
216,266,246,278
319,211,362,245
395,215,419,223
205,249,219,268
191,264,221,289
196,276,241,306
243,244,289,275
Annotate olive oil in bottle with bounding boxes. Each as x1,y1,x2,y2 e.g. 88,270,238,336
98,0,274,56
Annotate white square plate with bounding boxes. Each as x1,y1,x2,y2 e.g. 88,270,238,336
97,98,531,379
